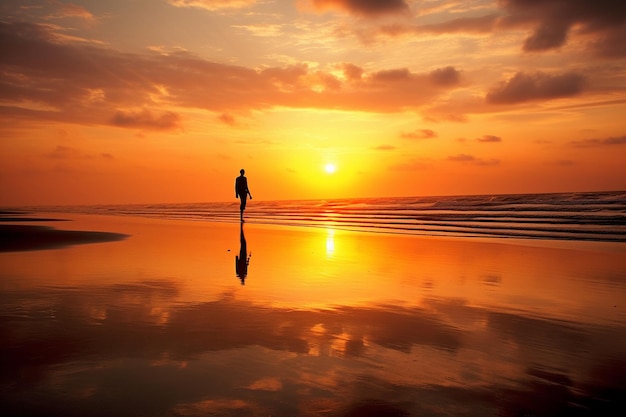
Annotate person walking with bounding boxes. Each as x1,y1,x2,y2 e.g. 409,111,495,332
235,169,252,221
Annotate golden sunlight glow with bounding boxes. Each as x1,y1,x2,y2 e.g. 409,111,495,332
324,163,337,174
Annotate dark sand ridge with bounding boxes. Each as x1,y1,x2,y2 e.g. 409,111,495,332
0,213,129,252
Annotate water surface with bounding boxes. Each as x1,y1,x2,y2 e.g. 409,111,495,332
1,214,625,416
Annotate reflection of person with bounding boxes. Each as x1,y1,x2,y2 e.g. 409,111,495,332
235,169,252,221
235,222,251,285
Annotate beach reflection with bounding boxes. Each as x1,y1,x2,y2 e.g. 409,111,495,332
1,215,626,416
235,222,251,285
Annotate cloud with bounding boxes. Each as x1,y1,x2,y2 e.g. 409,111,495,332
0,20,464,128
218,113,236,126
589,24,626,58
569,134,626,147
380,13,500,38
167,0,257,11
499,0,626,55
110,109,182,131
476,135,502,143
371,1,626,58
340,62,364,81
401,129,438,140
448,153,475,162
447,154,500,166
310,0,410,17
429,66,461,87
48,1,97,24
486,71,587,104
44,145,114,160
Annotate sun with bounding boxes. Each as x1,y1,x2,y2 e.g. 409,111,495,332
324,163,337,174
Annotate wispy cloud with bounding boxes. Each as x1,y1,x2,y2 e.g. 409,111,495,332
0,21,464,128
44,145,114,160
167,0,258,11
447,154,500,166
47,0,97,24
476,135,501,143
569,135,626,147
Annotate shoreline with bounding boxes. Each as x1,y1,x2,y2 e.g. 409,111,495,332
1,210,625,254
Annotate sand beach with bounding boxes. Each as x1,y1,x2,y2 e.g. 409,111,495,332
1,213,625,416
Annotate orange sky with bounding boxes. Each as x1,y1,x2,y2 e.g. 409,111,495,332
1,0,625,206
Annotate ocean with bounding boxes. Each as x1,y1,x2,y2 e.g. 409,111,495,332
45,190,626,242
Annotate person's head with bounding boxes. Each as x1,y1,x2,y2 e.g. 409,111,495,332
240,169,245,175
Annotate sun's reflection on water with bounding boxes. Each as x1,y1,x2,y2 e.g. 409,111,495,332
325,228,335,258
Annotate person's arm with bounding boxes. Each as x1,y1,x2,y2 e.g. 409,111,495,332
235,180,239,198
245,178,252,199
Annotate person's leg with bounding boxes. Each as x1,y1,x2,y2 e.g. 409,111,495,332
240,196,247,219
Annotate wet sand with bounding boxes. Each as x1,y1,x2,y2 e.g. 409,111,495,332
1,213,625,416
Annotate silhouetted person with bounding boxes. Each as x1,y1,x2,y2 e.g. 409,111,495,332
235,169,252,221
235,222,251,285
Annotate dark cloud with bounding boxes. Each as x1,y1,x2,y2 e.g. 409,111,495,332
589,24,626,58
110,109,182,131
429,66,461,87
523,20,569,52
401,129,438,140
311,0,410,17
477,135,502,143
570,134,626,147
373,144,396,150
486,71,587,104
499,0,626,55
374,1,626,58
